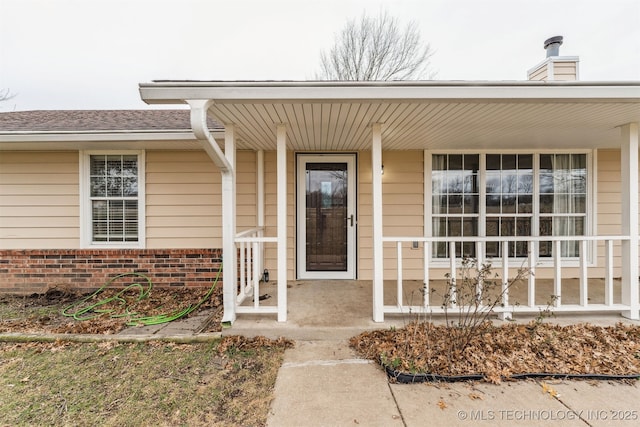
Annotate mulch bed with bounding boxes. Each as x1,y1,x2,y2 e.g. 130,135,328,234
350,321,640,383
0,285,223,335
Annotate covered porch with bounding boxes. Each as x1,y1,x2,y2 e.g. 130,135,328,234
139,80,640,323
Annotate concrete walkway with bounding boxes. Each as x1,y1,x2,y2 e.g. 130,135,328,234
267,339,640,427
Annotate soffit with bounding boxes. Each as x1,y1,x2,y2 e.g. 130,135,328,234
208,100,640,151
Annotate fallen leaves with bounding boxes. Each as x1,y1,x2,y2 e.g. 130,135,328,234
0,286,224,335
350,321,640,383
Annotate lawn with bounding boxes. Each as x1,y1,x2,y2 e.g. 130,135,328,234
0,336,292,426
0,286,291,426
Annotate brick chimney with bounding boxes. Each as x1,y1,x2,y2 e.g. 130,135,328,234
527,36,580,81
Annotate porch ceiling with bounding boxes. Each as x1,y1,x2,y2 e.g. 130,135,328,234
140,81,640,151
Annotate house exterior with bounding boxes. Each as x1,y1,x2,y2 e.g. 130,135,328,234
1,40,639,323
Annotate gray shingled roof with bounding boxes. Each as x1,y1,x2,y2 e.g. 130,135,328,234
0,110,223,132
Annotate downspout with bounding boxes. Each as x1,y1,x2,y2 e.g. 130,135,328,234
188,100,237,324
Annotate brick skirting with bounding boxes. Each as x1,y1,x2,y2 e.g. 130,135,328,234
0,249,223,294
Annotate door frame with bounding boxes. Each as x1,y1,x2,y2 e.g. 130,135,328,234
296,153,357,279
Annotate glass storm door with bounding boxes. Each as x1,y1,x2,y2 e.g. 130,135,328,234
297,154,356,279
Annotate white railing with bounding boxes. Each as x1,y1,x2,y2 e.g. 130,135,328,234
382,235,633,318
234,227,278,314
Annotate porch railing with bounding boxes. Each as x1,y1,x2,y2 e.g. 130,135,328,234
234,227,278,314
382,235,634,318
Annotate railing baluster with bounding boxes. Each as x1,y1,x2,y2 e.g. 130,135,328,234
449,241,457,307
241,242,247,296
396,241,403,308
528,242,537,307
476,241,484,305
253,241,260,309
554,240,562,307
580,239,588,307
423,241,430,308
502,241,509,306
605,239,614,306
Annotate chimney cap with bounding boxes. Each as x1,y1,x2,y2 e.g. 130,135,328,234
544,36,564,49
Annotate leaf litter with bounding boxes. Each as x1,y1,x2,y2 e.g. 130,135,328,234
0,284,223,334
350,321,640,383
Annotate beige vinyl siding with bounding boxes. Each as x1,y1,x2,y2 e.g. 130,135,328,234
263,151,295,280
145,150,258,249
0,151,79,249
554,62,578,81
528,64,548,81
595,148,640,277
358,150,424,280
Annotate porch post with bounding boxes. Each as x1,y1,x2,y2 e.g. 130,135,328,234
276,125,288,322
372,123,384,322
187,100,236,324
621,123,639,320
257,150,265,230
222,125,237,323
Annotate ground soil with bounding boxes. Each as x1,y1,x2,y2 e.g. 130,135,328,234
0,284,224,335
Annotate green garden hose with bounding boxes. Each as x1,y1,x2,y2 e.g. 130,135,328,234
62,266,221,326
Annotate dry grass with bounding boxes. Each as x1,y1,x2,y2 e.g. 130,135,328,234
0,336,292,426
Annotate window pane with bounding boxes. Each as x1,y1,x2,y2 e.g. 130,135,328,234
463,195,478,214
517,173,533,193
448,154,462,170
90,177,106,198
518,154,533,169
539,173,554,194
432,171,445,194
517,195,532,214
432,154,446,170
501,217,515,236
447,171,463,193
573,194,586,213
448,218,462,237
486,171,501,193
486,194,500,213
464,154,479,171
432,195,447,214
486,154,500,170
486,217,499,236
502,194,516,213
540,195,554,213
502,154,516,170
89,154,139,243
501,172,518,193
540,154,552,170
448,195,462,214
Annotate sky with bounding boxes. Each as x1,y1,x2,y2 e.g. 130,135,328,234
1,0,639,111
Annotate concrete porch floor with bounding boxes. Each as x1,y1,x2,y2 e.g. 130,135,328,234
224,278,635,340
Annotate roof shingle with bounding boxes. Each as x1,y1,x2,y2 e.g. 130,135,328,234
0,110,223,133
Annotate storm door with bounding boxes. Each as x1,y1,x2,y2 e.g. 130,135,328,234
297,154,356,279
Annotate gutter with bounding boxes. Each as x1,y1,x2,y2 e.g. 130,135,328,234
188,100,232,173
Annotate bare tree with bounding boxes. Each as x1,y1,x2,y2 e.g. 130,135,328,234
317,11,435,81
0,88,15,102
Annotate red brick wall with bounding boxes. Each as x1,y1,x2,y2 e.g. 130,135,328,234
0,249,223,294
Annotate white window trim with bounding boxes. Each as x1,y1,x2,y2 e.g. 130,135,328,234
79,150,146,249
424,149,595,267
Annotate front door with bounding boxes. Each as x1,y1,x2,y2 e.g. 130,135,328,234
297,154,356,279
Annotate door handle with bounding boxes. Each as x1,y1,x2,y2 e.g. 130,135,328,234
346,214,354,227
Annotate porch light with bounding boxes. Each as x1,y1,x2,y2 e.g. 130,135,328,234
381,164,384,175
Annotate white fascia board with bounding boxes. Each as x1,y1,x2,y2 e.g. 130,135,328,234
139,81,640,104
0,130,225,143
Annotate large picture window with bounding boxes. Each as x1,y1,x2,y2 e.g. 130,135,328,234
430,152,589,260
82,152,144,246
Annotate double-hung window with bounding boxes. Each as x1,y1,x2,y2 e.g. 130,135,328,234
430,152,589,260
81,152,145,247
